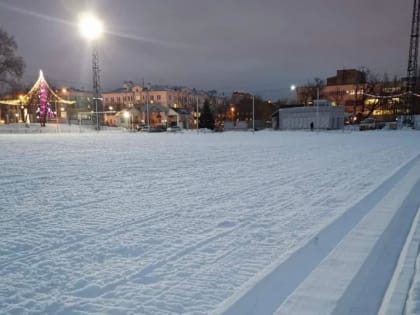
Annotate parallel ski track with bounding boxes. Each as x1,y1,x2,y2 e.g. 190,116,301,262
219,153,420,315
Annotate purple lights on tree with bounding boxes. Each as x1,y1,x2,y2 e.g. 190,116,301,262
36,73,54,127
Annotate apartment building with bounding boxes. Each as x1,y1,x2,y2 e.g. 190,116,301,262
102,84,209,109
102,83,142,112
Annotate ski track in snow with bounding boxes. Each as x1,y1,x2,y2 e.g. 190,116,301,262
1,131,420,314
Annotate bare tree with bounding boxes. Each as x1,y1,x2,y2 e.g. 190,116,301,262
298,78,325,106
0,28,25,92
360,71,403,121
345,67,379,121
329,86,346,106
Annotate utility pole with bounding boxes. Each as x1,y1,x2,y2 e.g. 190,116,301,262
406,0,420,116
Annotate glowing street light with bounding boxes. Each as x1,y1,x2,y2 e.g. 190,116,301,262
78,12,104,130
78,13,104,41
123,111,131,130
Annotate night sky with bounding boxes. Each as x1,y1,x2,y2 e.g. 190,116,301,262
0,0,413,99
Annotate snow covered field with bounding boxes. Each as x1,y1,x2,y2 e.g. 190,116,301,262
1,129,420,314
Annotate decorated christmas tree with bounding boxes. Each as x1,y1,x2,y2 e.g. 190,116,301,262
36,75,54,127
0,70,75,127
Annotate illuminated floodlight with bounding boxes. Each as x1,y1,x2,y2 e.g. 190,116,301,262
290,84,296,91
78,12,104,41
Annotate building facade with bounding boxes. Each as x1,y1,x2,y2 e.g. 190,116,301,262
295,69,405,122
102,84,212,111
101,82,226,128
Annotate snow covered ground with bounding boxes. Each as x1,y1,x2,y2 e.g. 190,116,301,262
1,128,420,314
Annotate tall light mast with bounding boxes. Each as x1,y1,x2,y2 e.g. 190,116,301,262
406,0,420,115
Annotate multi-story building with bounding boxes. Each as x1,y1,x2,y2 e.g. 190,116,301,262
102,83,210,110
102,82,142,112
296,69,366,110
324,69,366,114
296,69,404,122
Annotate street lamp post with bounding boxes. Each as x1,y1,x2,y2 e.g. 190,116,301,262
18,95,24,122
196,96,199,133
147,101,149,127
146,101,150,128
19,95,30,127
316,87,320,131
146,82,151,128
78,12,104,130
252,95,255,133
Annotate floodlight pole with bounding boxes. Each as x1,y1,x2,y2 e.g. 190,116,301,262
92,41,102,130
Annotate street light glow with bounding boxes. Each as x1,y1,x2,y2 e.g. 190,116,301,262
124,111,131,130
78,12,104,41
290,84,296,91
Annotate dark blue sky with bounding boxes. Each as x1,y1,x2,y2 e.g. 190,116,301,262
0,0,413,99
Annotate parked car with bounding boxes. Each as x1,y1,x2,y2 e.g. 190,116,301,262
167,126,182,132
138,125,151,132
359,118,376,131
151,125,167,132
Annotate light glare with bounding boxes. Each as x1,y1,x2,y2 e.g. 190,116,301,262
78,13,104,40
